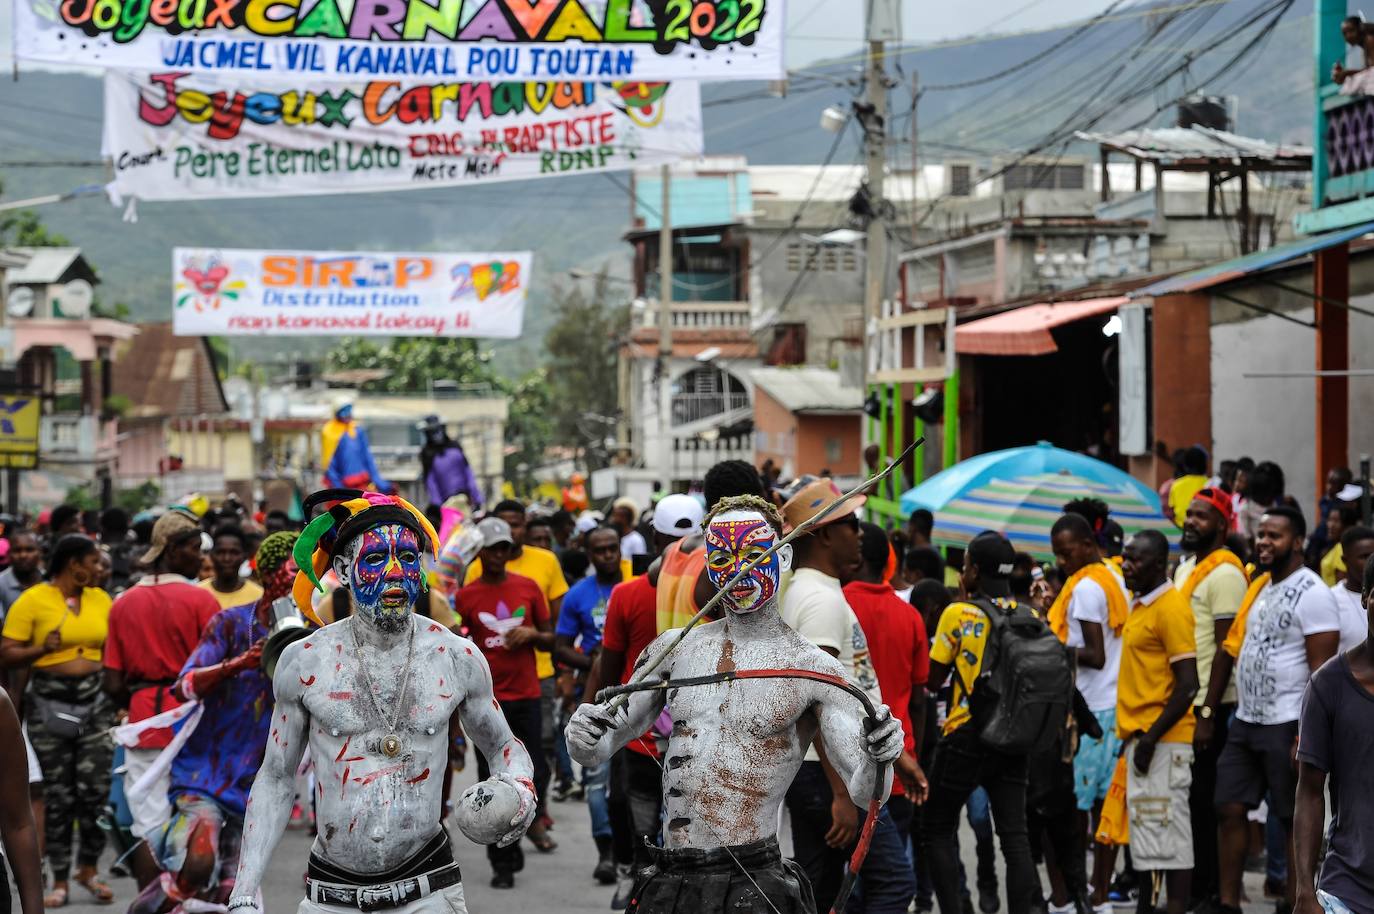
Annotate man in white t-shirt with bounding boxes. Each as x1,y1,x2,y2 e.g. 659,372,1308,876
779,480,909,914
1050,512,1128,914
1198,507,1340,914
1329,525,1374,653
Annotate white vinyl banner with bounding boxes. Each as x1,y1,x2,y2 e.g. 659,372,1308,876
172,247,529,337
15,0,784,80
104,72,702,200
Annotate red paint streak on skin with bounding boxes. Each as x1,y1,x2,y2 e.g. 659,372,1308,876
304,643,313,650
465,647,473,655
426,704,434,711
329,691,353,700
492,700,499,709
353,763,406,786
406,768,431,784
429,624,442,633
341,766,350,797
438,693,452,699
344,756,364,762
503,746,511,761
300,675,316,686
349,817,357,833
281,714,287,722
335,737,351,763
336,644,342,653
335,663,342,672
438,646,446,652
439,678,444,687
272,729,279,743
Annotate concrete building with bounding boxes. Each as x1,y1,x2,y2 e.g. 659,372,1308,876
616,158,891,496
0,247,139,504
750,366,863,484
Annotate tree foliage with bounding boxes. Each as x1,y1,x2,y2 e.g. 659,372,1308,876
542,270,630,471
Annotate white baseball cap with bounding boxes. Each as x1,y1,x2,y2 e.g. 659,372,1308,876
477,517,514,548
653,494,705,537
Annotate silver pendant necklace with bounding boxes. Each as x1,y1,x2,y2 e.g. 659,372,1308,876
350,614,417,758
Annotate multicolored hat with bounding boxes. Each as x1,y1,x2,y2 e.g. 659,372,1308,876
291,489,439,625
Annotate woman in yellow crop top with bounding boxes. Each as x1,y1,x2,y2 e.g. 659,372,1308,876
0,533,116,906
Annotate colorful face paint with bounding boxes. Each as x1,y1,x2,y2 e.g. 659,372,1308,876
705,510,782,614
347,524,423,631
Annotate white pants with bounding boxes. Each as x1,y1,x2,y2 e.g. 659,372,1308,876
125,747,171,838
296,883,467,914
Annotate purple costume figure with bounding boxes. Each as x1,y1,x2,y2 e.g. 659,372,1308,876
419,415,483,511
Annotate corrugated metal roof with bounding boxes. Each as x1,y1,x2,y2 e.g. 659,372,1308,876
750,366,862,413
1132,222,1374,297
4,248,88,285
1077,126,1311,164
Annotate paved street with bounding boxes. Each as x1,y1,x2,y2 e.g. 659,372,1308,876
42,762,1274,914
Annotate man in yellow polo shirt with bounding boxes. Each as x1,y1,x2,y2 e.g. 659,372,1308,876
1117,530,1200,914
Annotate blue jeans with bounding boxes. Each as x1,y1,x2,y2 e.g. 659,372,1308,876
585,761,611,840
786,760,915,914
1265,794,1288,884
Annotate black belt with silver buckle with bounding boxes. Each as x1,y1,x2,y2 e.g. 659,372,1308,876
306,863,462,912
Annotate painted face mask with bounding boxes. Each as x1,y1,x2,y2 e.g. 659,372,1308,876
705,509,784,614
346,523,424,631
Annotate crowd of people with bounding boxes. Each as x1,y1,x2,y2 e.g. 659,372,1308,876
0,448,1369,914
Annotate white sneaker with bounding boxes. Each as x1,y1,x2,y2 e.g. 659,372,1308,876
1048,903,1075,914
1095,904,1114,914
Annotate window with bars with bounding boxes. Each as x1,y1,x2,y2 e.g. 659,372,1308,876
785,243,858,273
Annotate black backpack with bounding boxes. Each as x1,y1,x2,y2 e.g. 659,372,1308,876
963,596,1075,755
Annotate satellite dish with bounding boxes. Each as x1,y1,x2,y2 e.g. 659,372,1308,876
6,287,34,319
61,280,93,319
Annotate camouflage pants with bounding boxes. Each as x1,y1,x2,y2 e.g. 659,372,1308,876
27,671,115,882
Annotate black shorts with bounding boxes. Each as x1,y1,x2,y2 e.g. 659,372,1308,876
629,837,815,914
1213,718,1300,820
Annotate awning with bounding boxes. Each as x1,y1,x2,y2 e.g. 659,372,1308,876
955,297,1127,357
1133,221,1374,297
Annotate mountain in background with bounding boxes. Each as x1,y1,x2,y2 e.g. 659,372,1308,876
0,0,1312,372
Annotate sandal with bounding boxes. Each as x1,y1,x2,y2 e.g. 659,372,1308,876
74,874,115,905
43,885,68,908
526,826,558,853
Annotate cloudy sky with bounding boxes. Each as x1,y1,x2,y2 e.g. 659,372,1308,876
786,0,1119,66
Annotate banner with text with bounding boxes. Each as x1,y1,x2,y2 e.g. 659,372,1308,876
104,71,701,200
16,0,783,80
172,247,529,337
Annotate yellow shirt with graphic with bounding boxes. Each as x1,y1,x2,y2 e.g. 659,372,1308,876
465,545,569,678
929,600,994,736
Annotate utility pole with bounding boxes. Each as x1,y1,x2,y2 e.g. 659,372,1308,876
657,163,674,486
861,0,891,496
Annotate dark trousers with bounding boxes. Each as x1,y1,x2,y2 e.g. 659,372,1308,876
785,760,915,914
920,729,1035,914
476,697,548,875
1190,703,1234,904
609,749,664,870
1027,747,1087,904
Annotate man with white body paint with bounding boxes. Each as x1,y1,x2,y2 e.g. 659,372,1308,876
227,493,537,914
567,494,904,914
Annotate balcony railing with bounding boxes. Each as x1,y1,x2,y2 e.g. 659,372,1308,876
671,434,752,476
40,415,116,462
1322,92,1374,205
636,301,751,330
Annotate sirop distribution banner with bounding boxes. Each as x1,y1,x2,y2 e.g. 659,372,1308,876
15,0,784,80
172,247,530,337
104,70,702,200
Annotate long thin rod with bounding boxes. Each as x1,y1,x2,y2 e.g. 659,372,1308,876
610,438,924,708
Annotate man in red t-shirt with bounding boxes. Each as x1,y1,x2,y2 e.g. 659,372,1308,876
582,494,703,907
845,523,930,843
102,509,221,886
452,516,554,887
